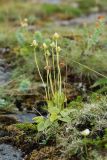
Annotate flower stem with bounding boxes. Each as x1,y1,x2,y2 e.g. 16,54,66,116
34,48,48,99
52,48,56,93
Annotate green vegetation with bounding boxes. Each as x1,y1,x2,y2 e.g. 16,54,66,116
1,0,107,160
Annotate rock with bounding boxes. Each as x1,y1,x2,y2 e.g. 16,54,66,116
0,115,18,125
0,80,6,85
0,59,5,66
0,67,5,72
0,144,23,160
0,47,10,55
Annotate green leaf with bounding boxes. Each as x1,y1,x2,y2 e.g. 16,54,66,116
33,116,44,123
91,78,107,88
34,31,43,43
20,47,30,56
48,106,60,114
44,38,51,46
0,99,7,108
16,31,26,46
50,112,58,122
58,116,71,123
48,101,54,108
53,92,65,106
19,79,31,92
60,109,70,117
44,119,52,129
47,100,61,114
37,121,45,131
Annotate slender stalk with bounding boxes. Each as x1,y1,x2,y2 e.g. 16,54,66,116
44,50,54,99
49,72,54,96
84,137,88,157
56,40,62,94
56,54,107,79
52,48,56,93
72,60,107,78
44,51,50,100
34,48,48,99
64,53,68,107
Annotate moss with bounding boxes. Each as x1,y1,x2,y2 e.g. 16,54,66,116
28,146,63,160
16,123,37,133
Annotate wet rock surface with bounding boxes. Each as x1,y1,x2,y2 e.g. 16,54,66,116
56,12,107,26
0,49,24,160
0,144,23,160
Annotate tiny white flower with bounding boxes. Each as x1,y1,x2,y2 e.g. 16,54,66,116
81,129,90,136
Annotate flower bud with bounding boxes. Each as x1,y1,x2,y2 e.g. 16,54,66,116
50,42,55,48
31,40,38,47
24,18,28,22
46,50,51,56
57,46,61,52
53,32,60,40
43,43,48,50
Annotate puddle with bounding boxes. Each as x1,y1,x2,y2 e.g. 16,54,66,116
0,144,23,160
14,113,36,123
3,113,36,123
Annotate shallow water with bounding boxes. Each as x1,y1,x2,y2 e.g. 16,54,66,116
12,112,36,123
